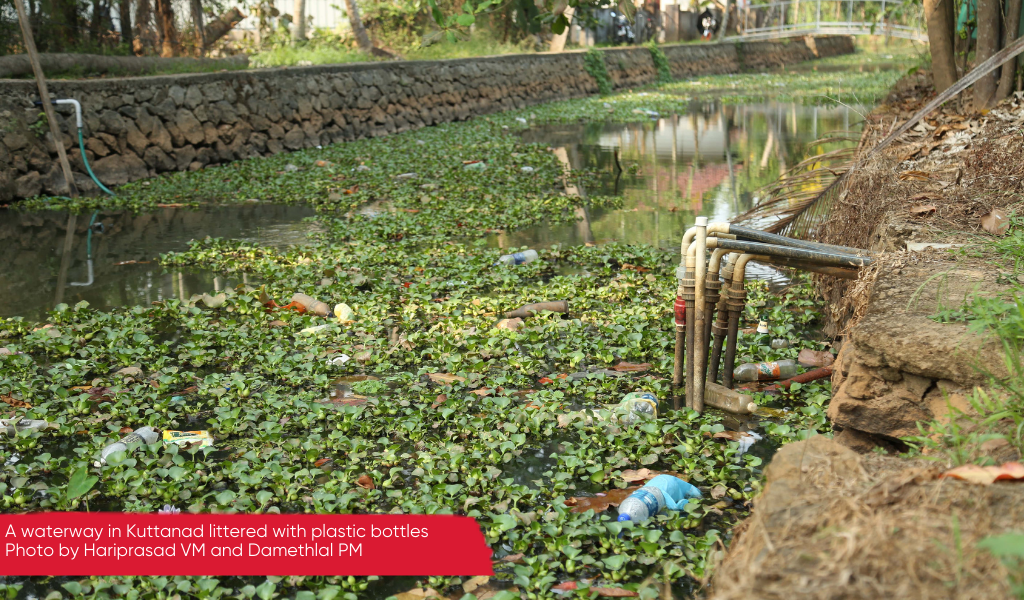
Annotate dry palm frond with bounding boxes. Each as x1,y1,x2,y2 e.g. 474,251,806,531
734,35,1024,241
732,133,859,237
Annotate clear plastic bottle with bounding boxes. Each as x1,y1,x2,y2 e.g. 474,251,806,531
496,249,538,267
733,359,799,382
617,475,702,523
615,392,658,425
770,338,790,349
100,426,159,464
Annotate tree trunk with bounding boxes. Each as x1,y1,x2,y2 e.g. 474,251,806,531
156,0,179,57
190,0,207,53
974,0,1000,107
119,0,133,45
997,0,1022,99
203,7,245,48
549,5,573,51
717,0,730,40
344,0,372,52
925,0,958,92
292,0,306,40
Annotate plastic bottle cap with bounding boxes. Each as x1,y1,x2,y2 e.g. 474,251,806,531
617,514,632,522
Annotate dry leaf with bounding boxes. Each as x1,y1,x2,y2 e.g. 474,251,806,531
1,395,31,409
620,468,654,482
431,394,447,408
980,208,1009,236
428,373,467,385
940,462,1024,485
797,349,835,368
496,318,523,331
496,553,525,564
711,484,728,499
898,170,932,181
462,576,490,594
268,320,288,327
314,458,333,468
910,192,941,202
470,388,493,397
538,377,555,384
909,204,937,217
553,582,578,591
712,430,746,442
355,474,375,490
566,487,638,513
611,361,652,372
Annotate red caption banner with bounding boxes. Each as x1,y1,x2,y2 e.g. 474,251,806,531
1,513,494,576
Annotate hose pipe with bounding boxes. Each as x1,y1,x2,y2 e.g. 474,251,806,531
692,217,708,413
709,256,735,383
723,254,754,389
728,225,874,258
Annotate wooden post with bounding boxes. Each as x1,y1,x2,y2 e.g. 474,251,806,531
13,0,78,198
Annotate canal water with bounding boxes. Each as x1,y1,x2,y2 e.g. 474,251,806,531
0,97,864,323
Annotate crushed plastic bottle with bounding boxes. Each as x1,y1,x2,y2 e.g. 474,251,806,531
496,249,538,266
100,426,159,464
0,418,56,437
617,475,702,522
616,392,658,425
770,338,790,349
733,359,799,382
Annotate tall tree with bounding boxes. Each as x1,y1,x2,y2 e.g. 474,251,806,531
997,0,1022,99
118,0,133,45
974,0,1000,107
156,0,178,56
344,0,371,52
292,0,306,40
190,0,207,51
925,0,957,92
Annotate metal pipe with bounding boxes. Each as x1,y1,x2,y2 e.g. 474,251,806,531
723,254,755,389
692,217,708,413
705,237,873,269
748,255,860,280
727,224,875,257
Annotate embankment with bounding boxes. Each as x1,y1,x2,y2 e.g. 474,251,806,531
0,36,854,201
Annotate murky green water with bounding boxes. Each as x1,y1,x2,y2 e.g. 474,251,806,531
0,205,319,322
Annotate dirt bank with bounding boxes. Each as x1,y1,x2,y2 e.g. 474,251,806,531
710,76,1024,597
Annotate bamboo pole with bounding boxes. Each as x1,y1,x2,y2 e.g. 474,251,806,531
13,0,78,198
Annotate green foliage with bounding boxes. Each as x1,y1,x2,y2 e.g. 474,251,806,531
978,534,1024,598
583,48,613,96
647,40,672,84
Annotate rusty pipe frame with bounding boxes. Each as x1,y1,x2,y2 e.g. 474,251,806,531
747,255,860,280
691,217,709,412
709,254,736,384
701,248,729,385
727,225,876,258
704,237,873,268
722,253,755,390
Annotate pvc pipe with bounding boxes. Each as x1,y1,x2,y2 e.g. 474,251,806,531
692,217,708,413
709,254,735,384
701,249,729,385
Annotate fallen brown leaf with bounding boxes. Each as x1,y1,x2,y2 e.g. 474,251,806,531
592,587,639,597
1,395,31,409
566,487,638,513
980,208,1009,236
394,588,443,600
898,170,932,181
428,373,467,385
462,576,489,594
314,458,333,468
619,468,654,482
909,203,937,217
496,552,525,564
711,484,728,499
356,474,375,490
431,394,447,408
470,388,493,397
940,461,1024,485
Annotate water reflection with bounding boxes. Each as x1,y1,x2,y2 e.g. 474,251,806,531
495,99,863,285
0,204,319,322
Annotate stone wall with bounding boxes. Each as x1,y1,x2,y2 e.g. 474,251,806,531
0,36,854,201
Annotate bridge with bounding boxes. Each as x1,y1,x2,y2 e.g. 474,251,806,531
724,0,927,42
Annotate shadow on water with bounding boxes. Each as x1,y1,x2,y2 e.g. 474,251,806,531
494,98,866,289
0,204,319,322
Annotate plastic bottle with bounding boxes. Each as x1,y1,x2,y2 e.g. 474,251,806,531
504,300,568,319
704,383,757,414
496,249,538,267
616,392,658,425
770,338,790,349
0,419,55,437
291,293,330,317
100,426,159,464
755,318,770,334
733,359,799,382
617,475,702,523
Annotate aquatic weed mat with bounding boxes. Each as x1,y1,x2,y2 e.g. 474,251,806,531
1,236,835,598
709,436,1024,600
